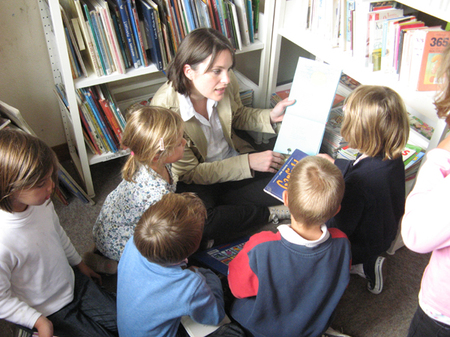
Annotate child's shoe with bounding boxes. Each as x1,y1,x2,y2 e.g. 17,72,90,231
367,256,386,295
83,252,118,275
268,205,290,224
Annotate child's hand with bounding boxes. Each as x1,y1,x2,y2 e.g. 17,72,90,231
34,315,53,337
76,261,102,285
316,153,335,164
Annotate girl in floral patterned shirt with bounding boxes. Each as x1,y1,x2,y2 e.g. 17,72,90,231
88,106,186,267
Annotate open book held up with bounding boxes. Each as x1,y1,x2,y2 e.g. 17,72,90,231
274,57,342,156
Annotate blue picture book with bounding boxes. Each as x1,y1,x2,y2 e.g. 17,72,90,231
190,236,249,275
263,148,309,202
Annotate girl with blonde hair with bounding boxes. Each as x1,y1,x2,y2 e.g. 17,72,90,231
89,106,186,266
319,85,409,295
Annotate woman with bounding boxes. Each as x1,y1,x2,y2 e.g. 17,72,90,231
151,28,295,247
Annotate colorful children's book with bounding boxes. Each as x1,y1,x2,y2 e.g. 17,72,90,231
190,236,249,275
417,30,450,91
274,57,342,156
263,149,309,202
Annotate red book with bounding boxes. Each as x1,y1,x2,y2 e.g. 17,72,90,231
417,30,450,91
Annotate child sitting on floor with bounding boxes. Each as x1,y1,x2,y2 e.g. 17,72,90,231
87,106,186,271
0,129,117,337
117,192,232,337
319,85,409,294
228,156,351,337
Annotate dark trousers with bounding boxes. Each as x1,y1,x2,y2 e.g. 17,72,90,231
177,171,280,245
47,268,118,337
408,305,450,337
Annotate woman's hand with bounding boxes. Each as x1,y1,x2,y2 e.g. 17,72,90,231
249,151,286,173
76,261,102,285
316,153,335,164
34,315,53,337
270,98,296,124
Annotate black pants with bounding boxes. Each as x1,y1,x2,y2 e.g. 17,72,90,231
177,171,281,246
408,305,450,337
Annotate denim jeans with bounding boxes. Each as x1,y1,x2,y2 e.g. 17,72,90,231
47,267,118,337
408,305,450,337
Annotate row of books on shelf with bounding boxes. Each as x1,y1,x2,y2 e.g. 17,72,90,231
271,70,429,181
54,82,126,155
0,100,94,206
300,0,450,91
61,0,260,79
55,74,253,156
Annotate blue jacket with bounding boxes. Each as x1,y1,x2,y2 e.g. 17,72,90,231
117,237,225,337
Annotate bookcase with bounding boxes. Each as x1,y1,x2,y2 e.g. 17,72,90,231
266,0,450,253
267,0,449,168
39,0,276,197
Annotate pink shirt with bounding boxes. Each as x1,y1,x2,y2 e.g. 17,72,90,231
402,148,450,319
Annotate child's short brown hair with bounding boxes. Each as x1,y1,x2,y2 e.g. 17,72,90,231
341,85,409,160
287,156,344,227
134,192,206,265
0,129,58,213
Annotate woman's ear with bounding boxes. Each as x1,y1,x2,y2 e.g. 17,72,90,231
183,64,192,80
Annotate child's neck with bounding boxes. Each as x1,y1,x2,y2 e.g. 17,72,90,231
290,220,323,241
149,161,170,183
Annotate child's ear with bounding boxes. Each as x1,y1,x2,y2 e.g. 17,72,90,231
282,190,289,207
334,205,341,216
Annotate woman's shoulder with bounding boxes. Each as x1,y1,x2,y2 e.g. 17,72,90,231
151,81,179,108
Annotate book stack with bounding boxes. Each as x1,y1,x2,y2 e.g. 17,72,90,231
297,1,449,90
403,144,425,181
61,0,262,79
321,105,348,158
270,88,291,108
54,83,126,155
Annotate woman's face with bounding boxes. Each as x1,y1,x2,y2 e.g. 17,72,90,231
184,50,233,102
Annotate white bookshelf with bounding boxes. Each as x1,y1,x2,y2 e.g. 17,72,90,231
39,0,276,197
267,0,450,254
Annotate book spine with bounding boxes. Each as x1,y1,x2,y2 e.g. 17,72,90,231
116,0,141,68
82,88,117,152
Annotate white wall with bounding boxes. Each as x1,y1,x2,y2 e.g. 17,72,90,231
0,0,65,147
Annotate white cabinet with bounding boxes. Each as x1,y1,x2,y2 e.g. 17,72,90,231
40,0,275,197
267,0,449,158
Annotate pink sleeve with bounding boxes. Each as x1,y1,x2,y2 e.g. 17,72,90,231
402,149,450,253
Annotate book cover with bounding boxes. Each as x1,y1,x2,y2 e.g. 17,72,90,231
127,0,149,66
233,0,250,46
246,0,254,43
263,149,308,202
74,0,103,76
139,0,164,70
115,0,141,68
274,57,342,156
190,236,249,275
417,30,450,91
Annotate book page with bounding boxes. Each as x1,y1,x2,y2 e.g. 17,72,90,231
274,57,342,155
181,315,231,337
